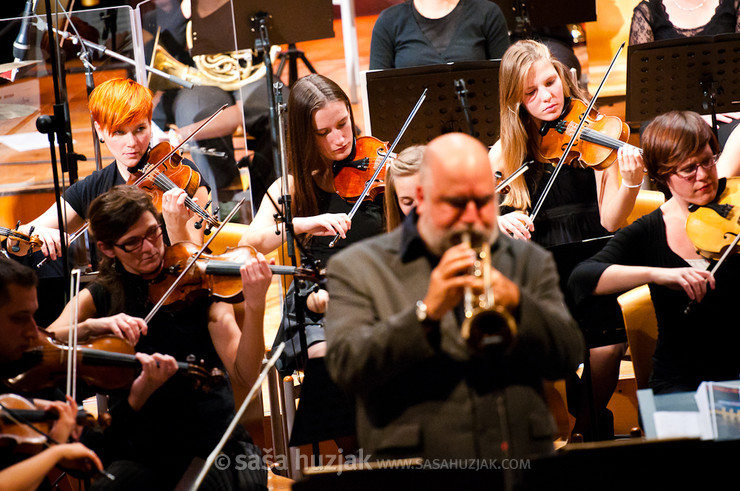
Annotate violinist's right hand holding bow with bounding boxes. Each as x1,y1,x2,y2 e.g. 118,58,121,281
292,213,352,239
595,265,715,302
0,443,103,491
497,212,533,240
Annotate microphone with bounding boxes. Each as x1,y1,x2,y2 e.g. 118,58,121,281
13,0,37,63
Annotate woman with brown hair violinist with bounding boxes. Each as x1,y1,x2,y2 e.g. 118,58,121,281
488,40,645,439
46,185,270,489
239,73,385,371
569,110,740,394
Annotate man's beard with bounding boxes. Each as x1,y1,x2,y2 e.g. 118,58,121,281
419,218,499,257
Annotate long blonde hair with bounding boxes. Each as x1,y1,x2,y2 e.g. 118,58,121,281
497,40,590,210
384,145,425,231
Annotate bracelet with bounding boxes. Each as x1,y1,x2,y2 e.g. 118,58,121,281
622,179,643,189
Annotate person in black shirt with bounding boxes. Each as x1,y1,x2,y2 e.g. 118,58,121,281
240,74,385,369
8,78,210,262
47,186,269,489
569,111,740,394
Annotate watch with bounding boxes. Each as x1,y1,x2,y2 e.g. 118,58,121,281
415,300,429,323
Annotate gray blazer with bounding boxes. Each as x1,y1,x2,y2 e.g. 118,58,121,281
324,226,584,461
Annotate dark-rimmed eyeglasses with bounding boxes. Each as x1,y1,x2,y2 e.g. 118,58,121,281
113,224,163,253
674,155,718,180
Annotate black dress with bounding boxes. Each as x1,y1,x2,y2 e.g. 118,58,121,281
85,267,266,490
504,162,625,346
569,207,740,394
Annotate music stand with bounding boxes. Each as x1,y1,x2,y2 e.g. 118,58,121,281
625,33,740,134
288,357,356,451
493,0,596,35
363,60,501,149
190,0,334,85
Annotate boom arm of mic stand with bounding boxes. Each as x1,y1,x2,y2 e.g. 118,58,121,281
33,17,195,90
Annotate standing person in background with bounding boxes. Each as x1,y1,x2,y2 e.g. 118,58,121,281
629,0,740,130
384,145,425,231
369,0,510,70
629,0,740,45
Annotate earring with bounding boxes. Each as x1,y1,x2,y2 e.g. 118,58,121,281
99,138,105,143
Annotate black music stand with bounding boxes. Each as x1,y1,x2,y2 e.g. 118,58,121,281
626,33,740,138
190,0,334,85
288,357,356,455
493,0,596,36
364,60,501,149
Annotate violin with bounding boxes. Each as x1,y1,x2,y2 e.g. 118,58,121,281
1,224,43,253
148,242,325,306
333,136,393,203
0,393,107,482
0,393,102,450
3,331,225,393
686,177,740,261
539,98,635,170
128,142,220,231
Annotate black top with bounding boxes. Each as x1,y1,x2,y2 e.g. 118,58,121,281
369,0,510,70
63,157,208,219
304,190,384,267
503,162,623,345
569,207,740,393
629,0,740,45
85,268,237,484
506,163,609,250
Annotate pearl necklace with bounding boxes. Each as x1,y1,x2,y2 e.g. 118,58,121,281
670,0,707,12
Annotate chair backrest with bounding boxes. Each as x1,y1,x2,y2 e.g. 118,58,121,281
617,284,658,390
621,189,665,228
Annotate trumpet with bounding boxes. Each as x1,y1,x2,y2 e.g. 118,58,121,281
459,231,517,354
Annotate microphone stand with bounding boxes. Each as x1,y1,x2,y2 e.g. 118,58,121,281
273,82,310,373
454,78,474,136
252,12,283,182
35,0,76,301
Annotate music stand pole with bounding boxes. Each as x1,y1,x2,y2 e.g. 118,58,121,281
253,13,310,370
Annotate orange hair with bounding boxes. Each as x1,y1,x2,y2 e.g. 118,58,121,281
89,78,153,133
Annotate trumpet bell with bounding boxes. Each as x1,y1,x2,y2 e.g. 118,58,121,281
461,305,517,354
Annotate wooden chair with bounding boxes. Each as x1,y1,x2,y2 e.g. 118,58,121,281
617,284,658,390
621,189,665,227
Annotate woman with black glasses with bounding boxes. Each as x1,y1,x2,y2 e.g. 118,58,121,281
569,111,740,394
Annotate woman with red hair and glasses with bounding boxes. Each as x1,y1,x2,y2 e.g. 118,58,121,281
8,78,210,261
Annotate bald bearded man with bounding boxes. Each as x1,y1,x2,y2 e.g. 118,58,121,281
324,132,583,462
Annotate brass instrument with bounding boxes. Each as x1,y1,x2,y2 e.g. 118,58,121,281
460,231,517,354
148,28,280,92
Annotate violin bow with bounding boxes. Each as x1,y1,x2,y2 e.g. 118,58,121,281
175,342,285,491
530,43,625,222
66,268,82,402
329,88,428,248
684,231,740,314
143,197,246,324
496,161,530,194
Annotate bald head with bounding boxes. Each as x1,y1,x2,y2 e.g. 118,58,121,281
420,133,494,189
416,133,498,255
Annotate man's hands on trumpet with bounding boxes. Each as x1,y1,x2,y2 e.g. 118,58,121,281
422,242,520,322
